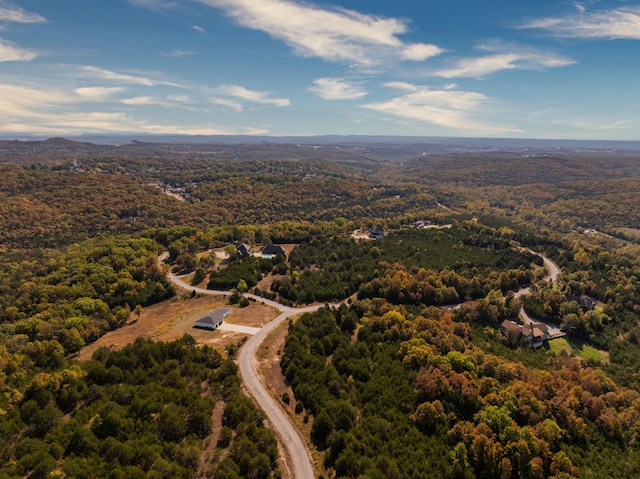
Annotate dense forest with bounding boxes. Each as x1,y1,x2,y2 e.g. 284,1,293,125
281,303,640,478
0,138,638,478
0,335,280,479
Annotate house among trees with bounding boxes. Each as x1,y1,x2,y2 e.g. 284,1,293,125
567,294,597,311
413,219,432,229
194,308,231,330
262,244,285,258
235,242,254,258
368,226,385,239
501,320,549,348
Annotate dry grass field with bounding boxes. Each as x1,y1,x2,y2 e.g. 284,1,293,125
77,292,279,360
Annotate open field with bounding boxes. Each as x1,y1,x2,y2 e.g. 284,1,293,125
548,337,608,364
76,293,279,360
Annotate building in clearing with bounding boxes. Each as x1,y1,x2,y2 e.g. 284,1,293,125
235,242,254,258
194,308,231,330
368,226,385,239
262,244,285,258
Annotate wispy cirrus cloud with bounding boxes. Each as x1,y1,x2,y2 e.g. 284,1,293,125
215,84,290,106
0,38,36,61
362,82,518,134
522,5,640,39
0,82,266,135
121,96,156,105
196,0,442,66
0,3,44,62
434,43,575,78
0,2,46,23
121,95,195,109
191,25,206,34
210,97,244,112
308,78,367,100
75,86,125,100
80,66,181,87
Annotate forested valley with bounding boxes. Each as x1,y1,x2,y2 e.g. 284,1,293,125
0,138,638,478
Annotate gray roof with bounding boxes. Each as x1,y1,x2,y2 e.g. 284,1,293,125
195,308,230,326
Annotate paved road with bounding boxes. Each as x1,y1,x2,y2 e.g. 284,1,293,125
160,248,563,478
520,307,565,338
514,250,565,337
238,308,317,479
160,252,318,478
513,249,562,298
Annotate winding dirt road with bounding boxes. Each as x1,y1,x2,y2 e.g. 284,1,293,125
160,253,317,478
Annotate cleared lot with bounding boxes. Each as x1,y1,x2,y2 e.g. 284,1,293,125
77,293,278,360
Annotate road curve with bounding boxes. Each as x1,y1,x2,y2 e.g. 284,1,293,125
159,252,317,478
238,310,317,479
513,249,562,298
160,249,562,479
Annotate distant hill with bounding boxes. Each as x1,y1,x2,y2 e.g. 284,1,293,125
2,135,640,165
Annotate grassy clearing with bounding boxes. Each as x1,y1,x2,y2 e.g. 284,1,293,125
548,338,572,356
616,227,640,240
548,337,608,364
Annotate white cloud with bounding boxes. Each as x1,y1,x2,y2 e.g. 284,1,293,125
192,25,206,34
80,66,180,87
0,83,75,117
215,84,290,106
121,95,196,109
0,3,46,23
210,97,244,112
362,82,518,133
434,46,575,78
401,43,442,62
121,96,156,105
0,38,37,61
197,0,442,66
383,81,419,92
0,82,266,135
308,78,367,100
522,6,640,39
75,86,124,100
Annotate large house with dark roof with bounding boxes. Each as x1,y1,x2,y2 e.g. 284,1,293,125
235,242,254,258
262,244,285,257
566,295,597,311
368,226,385,239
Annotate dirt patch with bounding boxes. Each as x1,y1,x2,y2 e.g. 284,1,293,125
196,401,225,478
255,273,286,292
77,294,279,361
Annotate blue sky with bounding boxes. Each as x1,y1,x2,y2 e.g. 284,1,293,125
1,0,639,139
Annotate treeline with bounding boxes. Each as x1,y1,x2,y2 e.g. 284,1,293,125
281,302,640,478
0,335,280,479
272,227,540,304
518,240,640,388
0,235,173,359
207,256,283,290
0,163,442,250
